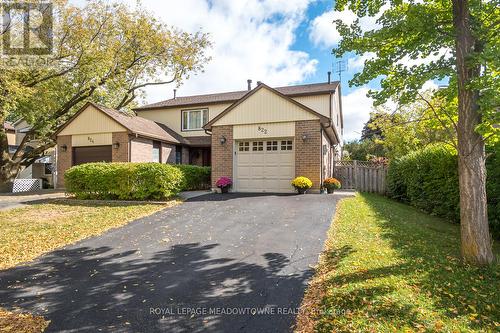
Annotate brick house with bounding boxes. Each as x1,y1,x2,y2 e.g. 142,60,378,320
54,79,343,192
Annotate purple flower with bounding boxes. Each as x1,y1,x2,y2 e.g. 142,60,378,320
216,177,232,188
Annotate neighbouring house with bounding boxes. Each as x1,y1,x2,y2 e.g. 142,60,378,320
54,77,344,192
4,119,55,189
3,121,16,154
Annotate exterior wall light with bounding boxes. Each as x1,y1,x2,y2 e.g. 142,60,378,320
302,134,308,142
113,142,120,149
60,144,67,152
219,136,227,145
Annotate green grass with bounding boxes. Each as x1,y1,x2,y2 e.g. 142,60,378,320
0,199,176,270
297,193,499,333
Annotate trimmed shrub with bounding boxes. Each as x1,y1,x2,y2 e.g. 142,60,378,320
171,164,211,191
387,143,500,238
65,163,183,200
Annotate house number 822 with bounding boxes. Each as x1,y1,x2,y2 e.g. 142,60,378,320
258,126,268,134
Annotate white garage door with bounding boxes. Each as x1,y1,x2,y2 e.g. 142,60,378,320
235,139,294,192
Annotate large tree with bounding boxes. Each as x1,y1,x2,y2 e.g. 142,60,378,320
0,0,210,189
333,0,498,264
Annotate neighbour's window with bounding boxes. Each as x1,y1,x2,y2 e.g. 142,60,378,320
175,146,182,164
252,141,264,151
182,109,208,131
44,164,53,175
238,142,250,152
266,141,278,151
280,140,293,151
153,141,161,163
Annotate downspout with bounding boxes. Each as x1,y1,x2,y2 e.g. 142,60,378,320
320,127,324,192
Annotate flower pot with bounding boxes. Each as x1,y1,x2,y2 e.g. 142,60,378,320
327,188,335,194
220,186,229,194
297,187,307,194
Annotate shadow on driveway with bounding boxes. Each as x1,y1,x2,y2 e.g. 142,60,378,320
0,244,311,333
0,193,339,332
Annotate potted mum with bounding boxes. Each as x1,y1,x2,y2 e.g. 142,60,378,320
323,177,341,194
291,176,312,194
216,176,232,193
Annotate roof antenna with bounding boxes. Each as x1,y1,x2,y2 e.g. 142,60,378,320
334,59,347,82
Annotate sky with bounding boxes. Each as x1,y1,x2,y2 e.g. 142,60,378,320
70,0,417,141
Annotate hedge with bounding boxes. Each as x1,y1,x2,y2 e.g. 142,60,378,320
173,164,211,191
387,144,500,239
65,163,211,200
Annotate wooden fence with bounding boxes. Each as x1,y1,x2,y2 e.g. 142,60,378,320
333,160,388,194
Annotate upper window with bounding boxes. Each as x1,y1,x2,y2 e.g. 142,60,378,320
182,109,208,131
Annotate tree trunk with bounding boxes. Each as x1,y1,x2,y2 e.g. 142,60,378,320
452,0,494,265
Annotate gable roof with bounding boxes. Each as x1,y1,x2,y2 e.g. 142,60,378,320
135,82,340,110
203,83,331,130
54,102,186,144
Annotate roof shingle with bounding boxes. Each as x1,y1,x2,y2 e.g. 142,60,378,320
135,82,339,110
92,103,185,144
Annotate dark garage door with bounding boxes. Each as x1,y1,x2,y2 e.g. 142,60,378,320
73,145,112,166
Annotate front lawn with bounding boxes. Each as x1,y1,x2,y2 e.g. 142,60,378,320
0,199,176,270
296,193,499,332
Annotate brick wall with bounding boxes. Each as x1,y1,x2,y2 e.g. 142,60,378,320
112,132,130,162
295,120,321,191
161,143,176,164
130,137,153,162
56,135,72,188
211,125,233,189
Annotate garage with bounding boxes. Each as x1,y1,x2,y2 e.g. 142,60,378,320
235,139,294,192
72,145,112,166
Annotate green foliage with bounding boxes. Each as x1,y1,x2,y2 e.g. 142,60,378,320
171,164,211,191
333,0,499,140
372,96,458,159
1,0,211,182
65,163,184,200
388,144,500,238
303,194,499,332
486,143,500,238
343,139,386,161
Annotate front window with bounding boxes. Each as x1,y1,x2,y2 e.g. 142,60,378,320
182,109,208,131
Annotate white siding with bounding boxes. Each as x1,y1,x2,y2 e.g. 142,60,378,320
233,122,295,139
214,87,318,126
293,95,330,118
72,133,113,147
59,105,126,135
137,103,232,137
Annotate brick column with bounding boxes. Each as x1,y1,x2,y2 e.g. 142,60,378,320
56,135,72,189
211,125,233,189
112,132,130,162
295,120,321,191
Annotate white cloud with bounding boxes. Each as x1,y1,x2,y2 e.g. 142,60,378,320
398,47,451,68
309,8,382,48
110,0,318,102
347,52,377,71
341,88,374,142
341,87,399,142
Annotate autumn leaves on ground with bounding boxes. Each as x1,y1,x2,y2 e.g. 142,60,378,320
0,200,174,333
296,194,500,332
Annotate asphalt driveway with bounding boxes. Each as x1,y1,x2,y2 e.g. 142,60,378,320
0,193,340,332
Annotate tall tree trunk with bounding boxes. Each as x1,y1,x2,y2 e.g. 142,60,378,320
452,0,494,265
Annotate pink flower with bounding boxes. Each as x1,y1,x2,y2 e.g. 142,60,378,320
216,177,232,188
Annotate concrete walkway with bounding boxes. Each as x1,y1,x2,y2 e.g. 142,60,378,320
0,190,66,211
